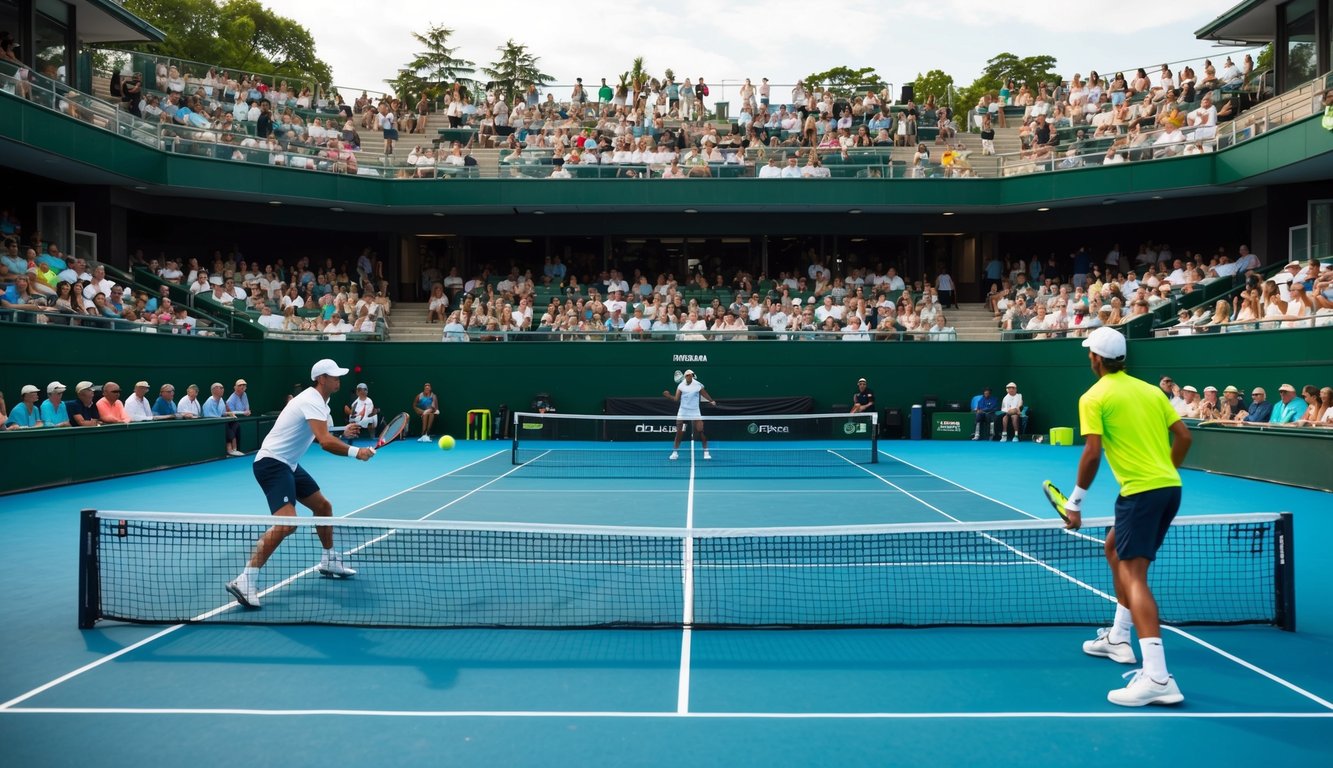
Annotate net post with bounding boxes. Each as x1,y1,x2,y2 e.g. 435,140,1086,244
77,509,101,629
1275,512,1296,631
510,410,520,465
869,411,879,464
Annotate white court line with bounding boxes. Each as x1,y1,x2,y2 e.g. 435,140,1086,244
402,488,972,495
0,450,508,712
3,707,1331,720
677,440,697,715
877,447,1333,713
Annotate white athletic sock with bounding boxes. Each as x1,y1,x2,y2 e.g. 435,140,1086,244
1139,637,1168,683
322,547,335,561
240,566,259,583
1110,603,1133,643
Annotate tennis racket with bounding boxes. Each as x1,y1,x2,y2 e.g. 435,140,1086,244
374,412,410,448
1041,480,1072,523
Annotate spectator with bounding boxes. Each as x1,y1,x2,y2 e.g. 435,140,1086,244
344,383,379,438
999,382,1024,442
3,384,42,429
67,381,101,427
1269,383,1304,424
972,386,999,440
1242,387,1273,423
176,384,202,419
849,377,875,415
1296,385,1322,425
927,313,957,340
413,383,439,442
124,381,155,422
427,283,449,323
1178,386,1202,418
1198,386,1221,420
96,381,129,423
153,384,178,418
1218,385,1246,421
39,381,70,427
220,379,250,455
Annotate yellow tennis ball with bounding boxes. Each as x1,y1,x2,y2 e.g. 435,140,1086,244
437,435,456,450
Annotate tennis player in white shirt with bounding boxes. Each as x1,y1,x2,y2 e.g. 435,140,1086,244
226,359,374,609
663,369,716,461
344,383,379,433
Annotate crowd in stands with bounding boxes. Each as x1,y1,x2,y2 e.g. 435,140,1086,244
0,216,213,333
421,254,960,341
985,243,1332,337
130,246,392,338
7,32,1300,182
1154,375,1333,428
0,378,257,450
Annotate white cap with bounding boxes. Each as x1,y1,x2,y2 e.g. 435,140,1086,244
20,384,39,395
47,381,66,393
683,369,695,376
1006,382,1017,388
1082,326,1127,360
1204,386,1218,393
1182,385,1198,394
791,298,802,305
311,359,350,380
356,383,368,390
135,380,150,389
1278,383,1295,393
75,381,94,394
858,378,867,384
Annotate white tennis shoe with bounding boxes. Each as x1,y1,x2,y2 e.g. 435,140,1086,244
226,578,261,608
318,555,357,578
702,451,712,460
1083,628,1137,664
669,451,679,461
1107,669,1183,707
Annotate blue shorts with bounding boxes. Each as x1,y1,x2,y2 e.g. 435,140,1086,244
253,457,320,514
1113,486,1181,561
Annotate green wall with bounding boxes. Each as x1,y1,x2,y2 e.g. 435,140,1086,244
1184,423,1333,492
4,323,1329,444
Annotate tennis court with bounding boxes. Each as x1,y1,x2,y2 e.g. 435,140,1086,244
2,434,1330,766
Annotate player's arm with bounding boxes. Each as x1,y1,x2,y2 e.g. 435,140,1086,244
662,386,680,401
1168,419,1192,468
311,418,373,460
699,387,716,405
1064,434,1102,530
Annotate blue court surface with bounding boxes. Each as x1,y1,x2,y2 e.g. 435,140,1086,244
1,439,1330,767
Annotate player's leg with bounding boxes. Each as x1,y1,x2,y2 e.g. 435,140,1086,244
227,460,299,607
299,471,356,578
670,420,684,459
696,419,710,459
421,409,435,441
1107,488,1183,706
1083,525,1138,664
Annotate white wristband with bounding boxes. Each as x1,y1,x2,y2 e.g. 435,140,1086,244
346,444,359,458
1066,485,1088,512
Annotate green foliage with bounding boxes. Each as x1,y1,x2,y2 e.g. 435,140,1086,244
801,66,884,98
954,52,1060,123
480,40,553,105
1255,44,1273,74
121,0,333,86
399,24,476,99
912,70,954,104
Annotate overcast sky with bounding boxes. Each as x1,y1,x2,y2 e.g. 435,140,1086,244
264,1,1261,98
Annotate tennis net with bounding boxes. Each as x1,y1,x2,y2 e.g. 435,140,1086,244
511,411,878,476
80,510,1295,631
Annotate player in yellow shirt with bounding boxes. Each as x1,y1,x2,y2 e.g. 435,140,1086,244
1062,326,1192,707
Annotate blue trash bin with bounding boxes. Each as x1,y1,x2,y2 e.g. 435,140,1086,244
910,404,923,440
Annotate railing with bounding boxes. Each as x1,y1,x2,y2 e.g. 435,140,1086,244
1153,315,1330,336
434,326,960,342
6,59,1332,185
0,306,225,335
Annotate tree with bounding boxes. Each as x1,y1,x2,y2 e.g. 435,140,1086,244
121,0,333,87
400,24,476,98
912,70,954,106
481,40,552,105
954,53,1060,123
801,66,884,98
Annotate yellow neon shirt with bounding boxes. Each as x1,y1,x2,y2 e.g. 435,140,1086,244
1078,371,1182,496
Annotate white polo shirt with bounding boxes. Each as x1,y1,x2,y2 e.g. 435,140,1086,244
256,386,332,469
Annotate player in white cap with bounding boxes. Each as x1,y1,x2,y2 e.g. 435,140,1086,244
663,369,716,460
226,359,375,609
1065,326,1193,707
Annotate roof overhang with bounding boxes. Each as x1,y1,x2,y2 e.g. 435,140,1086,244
77,0,167,44
1196,0,1279,43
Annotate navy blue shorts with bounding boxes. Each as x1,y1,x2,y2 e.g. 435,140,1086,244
1113,486,1181,561
253,457,320,514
